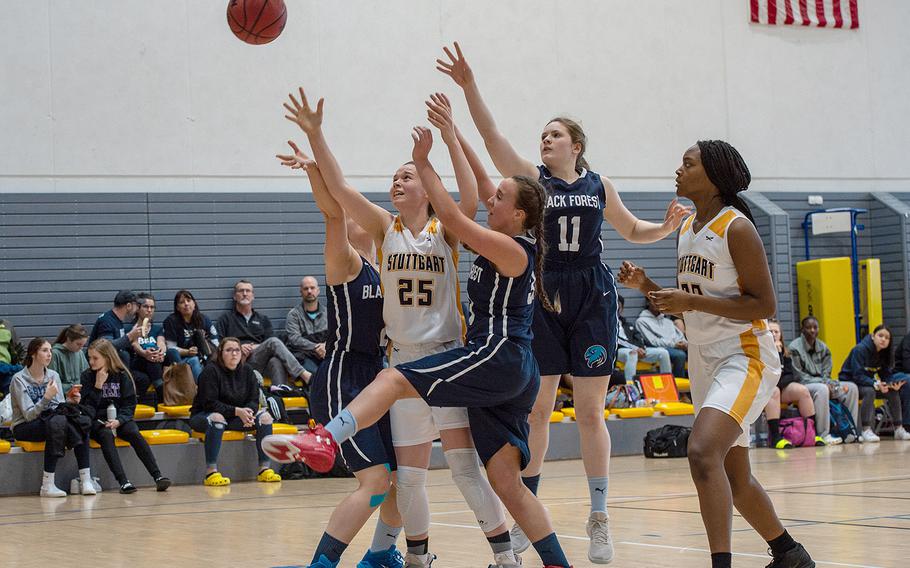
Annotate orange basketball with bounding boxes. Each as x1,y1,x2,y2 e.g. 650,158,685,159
227,0,287,45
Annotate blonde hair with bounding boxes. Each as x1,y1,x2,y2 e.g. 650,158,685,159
88,339,135,384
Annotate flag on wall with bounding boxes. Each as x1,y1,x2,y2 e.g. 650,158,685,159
750,1,859,29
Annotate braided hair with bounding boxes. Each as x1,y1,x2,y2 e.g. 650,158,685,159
511,176,556,312
696,140,755,224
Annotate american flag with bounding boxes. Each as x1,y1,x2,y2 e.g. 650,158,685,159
750,0,859,29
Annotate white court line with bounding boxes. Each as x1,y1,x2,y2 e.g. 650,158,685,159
428,522,884,568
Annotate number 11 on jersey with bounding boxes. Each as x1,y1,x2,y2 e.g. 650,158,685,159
558,215,580,252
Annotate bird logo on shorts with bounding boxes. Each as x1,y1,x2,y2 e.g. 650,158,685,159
584,345,608,369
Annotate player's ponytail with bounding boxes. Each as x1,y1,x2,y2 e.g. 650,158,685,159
549,117,590,174
696,140,755,224
512,175,556,313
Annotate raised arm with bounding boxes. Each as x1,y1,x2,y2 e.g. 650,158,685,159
277,140,362,286
425,93,477,229
284,88,393,245
437,42,537,179
429,93,497,206
603,180,691,243
411,127,527,277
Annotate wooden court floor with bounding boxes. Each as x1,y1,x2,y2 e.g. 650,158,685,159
0,441,907,568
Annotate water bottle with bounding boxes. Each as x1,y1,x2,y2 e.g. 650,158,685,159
107,403,117,437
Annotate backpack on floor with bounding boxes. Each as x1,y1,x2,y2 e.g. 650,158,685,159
829,399,860,442
779,416,818,447
643,425,690,458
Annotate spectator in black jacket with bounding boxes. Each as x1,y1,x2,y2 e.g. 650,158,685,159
162,289,219,381
762,320,822,449
839,325,910,443
189,337,281,486
216,280,310,389
89,290,144,365
82,339,170,493
897,330,910,375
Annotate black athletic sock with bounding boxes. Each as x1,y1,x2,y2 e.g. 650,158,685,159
768,530,797,557
406,537,429,556
486,530,512,554
521,473,541,496
767,418,780,445
711,552,732,568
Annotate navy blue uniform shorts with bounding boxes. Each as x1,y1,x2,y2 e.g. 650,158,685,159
310,351,396,473
532,260,619,377
396,336,540,470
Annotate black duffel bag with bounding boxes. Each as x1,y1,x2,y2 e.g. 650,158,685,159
643,425,691,458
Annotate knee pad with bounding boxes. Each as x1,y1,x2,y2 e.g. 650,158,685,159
445,448,505,532
396,465,430,535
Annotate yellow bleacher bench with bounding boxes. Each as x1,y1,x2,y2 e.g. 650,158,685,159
16,440,45,452
134,404,156,420
283,397,308,409
89,437,130,449
0,440,10,453
610,407,655,419
549,411,565,423
271,423,298,435
142,429,190,445
675,378,690,392
158,404,192,418
655,402,695,416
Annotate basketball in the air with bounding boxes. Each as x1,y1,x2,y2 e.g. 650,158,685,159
227,0,287,45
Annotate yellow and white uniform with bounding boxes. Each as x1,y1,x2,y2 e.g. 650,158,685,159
381,216,470,446
678,207,781,447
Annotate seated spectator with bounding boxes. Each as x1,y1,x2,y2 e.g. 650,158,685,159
635,297,688,378
89,290,143,365
763,320,823,449
285,276,328,376
216,279,310,390
128,292,167,403
81,339,171,493
838,324,910,443
49,324,89,394
0,318,24,395
189,337,281,486
616,295,671,383
10,338,95,497
897,328,910,374
163,289,219,381
789,316,859,443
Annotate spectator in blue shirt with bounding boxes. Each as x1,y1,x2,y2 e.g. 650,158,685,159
89,290,143,365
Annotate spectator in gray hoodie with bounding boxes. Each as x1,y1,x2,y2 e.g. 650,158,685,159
634,297,688,378
285,276,328,375
10,337,95,497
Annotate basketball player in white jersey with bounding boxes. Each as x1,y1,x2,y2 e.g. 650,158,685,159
283,88,516,568
619,140,814,568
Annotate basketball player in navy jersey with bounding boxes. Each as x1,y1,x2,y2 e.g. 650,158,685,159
437,42,690,562
266,108,575,568
271,142,402,568
619,141,814,568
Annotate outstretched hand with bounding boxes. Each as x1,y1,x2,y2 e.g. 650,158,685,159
662,198,692,233
426,92,456,142
411,126,433,163
283,87,324,135
276,140,316,170
436,42,474,87
617,261,648,291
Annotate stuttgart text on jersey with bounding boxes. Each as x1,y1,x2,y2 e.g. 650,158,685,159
678,254,716,280
385,253,447,274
